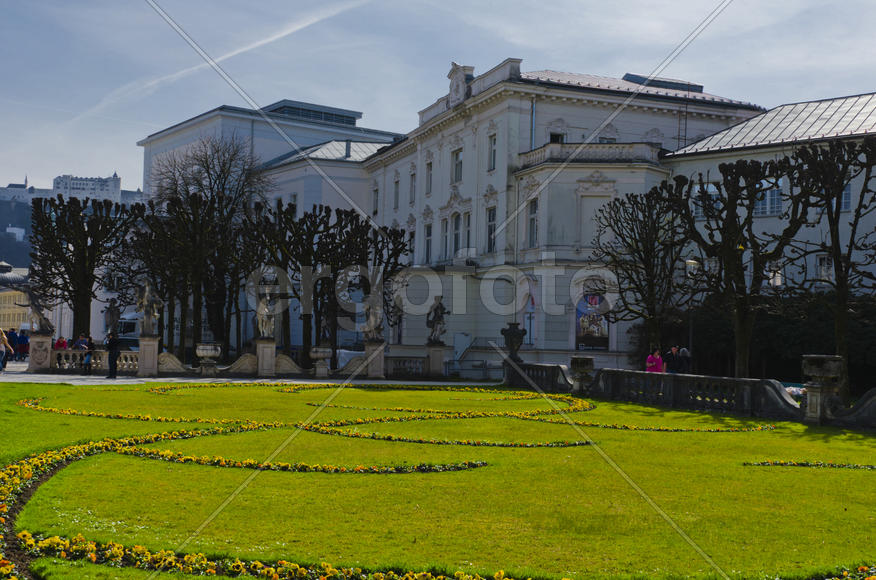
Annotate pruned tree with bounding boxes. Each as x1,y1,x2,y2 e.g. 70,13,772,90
151,135,271,359
785,137,876,399
29,195,141,336
655,159,812,378
591,189,689,348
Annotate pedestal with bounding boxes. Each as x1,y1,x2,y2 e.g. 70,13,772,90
195,343,221,379
426,344,447,377
801,354,842,425
310,346,331,379
256,338,276,377
28,334,53,372
137,336,160,377
364,341,385,379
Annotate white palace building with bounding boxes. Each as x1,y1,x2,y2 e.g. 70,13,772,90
138,58,876,370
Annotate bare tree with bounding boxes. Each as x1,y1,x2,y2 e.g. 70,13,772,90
150,135,271,358
591,189,689,348
785,137,876,399
655,159,812,378
29,195,141,336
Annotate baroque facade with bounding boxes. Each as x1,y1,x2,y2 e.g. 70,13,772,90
139,59,875,371
362,59,761,368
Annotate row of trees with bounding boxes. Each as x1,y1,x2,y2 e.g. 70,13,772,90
594,138,876,397
29,136,410,365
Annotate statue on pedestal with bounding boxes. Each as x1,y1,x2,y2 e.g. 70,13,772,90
19,287,54,335
102,298,121,334
363,302,384,343
256,293,275,338
426,295,448,345
136,281,162,336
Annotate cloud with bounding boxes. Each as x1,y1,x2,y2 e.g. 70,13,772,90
69,0,369,124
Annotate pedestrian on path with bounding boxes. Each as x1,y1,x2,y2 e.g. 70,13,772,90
105,331,120,379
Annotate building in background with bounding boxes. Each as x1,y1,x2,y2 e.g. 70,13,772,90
365,59,762,370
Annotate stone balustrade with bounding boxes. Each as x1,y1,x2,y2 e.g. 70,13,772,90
386,356,426,377
585,368,801,419
518,142,662,169
50,349,138,374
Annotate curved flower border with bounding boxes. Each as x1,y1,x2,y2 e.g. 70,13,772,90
743,460,875,470
116,447,488,474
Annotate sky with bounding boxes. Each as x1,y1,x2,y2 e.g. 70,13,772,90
2,0,876,190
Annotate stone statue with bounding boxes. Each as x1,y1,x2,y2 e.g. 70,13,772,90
425,295,448,345
18,287,54,335
136,281,162,336
363,302,384,343
102,298,121,334
256,294,275,338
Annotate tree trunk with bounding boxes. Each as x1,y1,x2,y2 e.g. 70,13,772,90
165,291,176,355
833,283,851,402
644,317,661,352
222,284,234,363
192,284,203,351
72,291,92,338
732,307,755,378
282,309,291,350
157,305,166,353
179,293,190,363
301,312,312,368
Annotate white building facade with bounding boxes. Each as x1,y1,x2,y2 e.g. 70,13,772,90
363,59,762,369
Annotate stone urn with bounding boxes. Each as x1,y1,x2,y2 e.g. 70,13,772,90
196,343,221,377
570,356,595,393
310,346,332,378
802,354,843,387
501,322,526,363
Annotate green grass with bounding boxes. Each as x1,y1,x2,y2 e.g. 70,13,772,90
2,381,874,579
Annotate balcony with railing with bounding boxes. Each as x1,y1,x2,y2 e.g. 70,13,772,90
517,142,662,170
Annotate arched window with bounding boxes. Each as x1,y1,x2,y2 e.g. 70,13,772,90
575,294,609,350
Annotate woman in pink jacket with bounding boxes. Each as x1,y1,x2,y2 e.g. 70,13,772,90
646,348,664,373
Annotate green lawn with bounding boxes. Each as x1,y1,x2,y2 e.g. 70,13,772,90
1,381,874,579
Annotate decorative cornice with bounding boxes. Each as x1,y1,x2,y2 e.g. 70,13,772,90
484,184,498,204
523,176,540,194
422,204,433,222
576,170,615,196
438,186,473,217
409,162,417,174
406,213,417,230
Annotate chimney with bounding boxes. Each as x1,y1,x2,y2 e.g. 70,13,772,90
344,139,352,159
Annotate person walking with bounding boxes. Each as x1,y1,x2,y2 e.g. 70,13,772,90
646,348,664,373
664,346,682,374
7,329,18,364
0,329,8,371
679,347,692,374
105,331,120,379
82,336,95,375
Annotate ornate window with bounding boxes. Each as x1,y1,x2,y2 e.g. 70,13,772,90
409,172,416,205
487,134,497,171
841,183,851,211
372,188,379,216
575,294,609,350
424,223,432,263
393,178,400,210
451,148,463,183
441,218,449,259
425,162,433,196
464,212,471,249
527,198,538,249
452,212,461,255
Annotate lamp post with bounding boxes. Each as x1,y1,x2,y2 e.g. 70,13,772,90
684,259,700,367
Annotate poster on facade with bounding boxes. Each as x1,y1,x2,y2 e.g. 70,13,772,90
576,294,608,350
